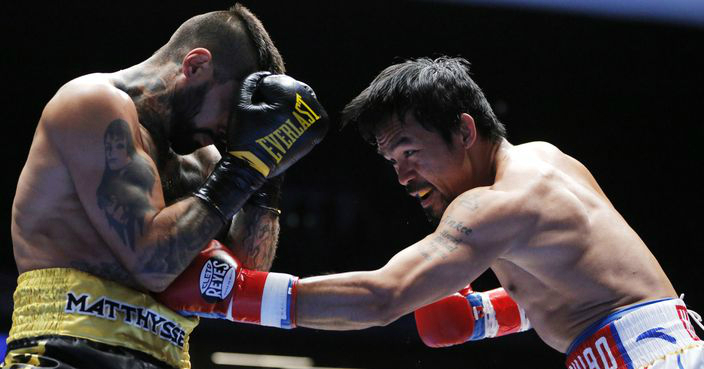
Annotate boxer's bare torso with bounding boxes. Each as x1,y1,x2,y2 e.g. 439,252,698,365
486,140,676,351
295,114,676,353
12,73,277,292
11,74,214,289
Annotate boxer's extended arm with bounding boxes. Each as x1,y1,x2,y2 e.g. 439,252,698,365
295,189,529,330
157,190,529,330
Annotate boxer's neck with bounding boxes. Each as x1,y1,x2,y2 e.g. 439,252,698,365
111,60,181,166
466,137,507,189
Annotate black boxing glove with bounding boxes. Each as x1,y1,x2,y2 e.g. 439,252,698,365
194,73,328,223
228,72,329,178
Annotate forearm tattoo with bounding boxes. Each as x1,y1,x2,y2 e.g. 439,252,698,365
143,211,222,275
230,206,280,271
96,119,156,250
71,260,136,287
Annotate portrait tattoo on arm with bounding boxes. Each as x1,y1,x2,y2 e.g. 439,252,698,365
96,119,156,250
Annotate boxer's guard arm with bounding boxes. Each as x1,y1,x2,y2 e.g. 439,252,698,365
44,84,222,292
166,146,280,271
295,189,531,330
226,205,280,271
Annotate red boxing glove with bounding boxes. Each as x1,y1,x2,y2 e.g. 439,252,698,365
415,285,531,348
155,240,298,328
415,285,476,348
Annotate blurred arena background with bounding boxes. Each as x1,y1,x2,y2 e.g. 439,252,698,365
2,0,703,367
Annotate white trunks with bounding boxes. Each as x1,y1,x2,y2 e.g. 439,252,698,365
566,298,703,369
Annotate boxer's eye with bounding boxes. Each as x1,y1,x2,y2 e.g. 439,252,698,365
403,150,417,158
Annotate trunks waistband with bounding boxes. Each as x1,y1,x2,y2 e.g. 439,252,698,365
7,268,199,369
565,298,701,369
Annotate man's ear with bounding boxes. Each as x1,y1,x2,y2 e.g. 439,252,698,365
182,48,213,80
458,113,477,149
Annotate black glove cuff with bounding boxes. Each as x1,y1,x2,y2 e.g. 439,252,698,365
194,155,266,223
247,174,284,215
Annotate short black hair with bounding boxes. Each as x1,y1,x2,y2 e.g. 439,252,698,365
341,56,505,145
230,4,285,74
155,4,284,82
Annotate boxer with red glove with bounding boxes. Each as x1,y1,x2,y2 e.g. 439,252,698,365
414,285,531,348
156,240,299,328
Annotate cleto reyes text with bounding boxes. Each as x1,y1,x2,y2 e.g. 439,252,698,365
256,93,322,163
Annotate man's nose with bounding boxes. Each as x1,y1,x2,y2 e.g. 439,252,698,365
396,163,415,186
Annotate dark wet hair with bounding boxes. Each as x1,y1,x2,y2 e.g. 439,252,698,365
341,56,505,145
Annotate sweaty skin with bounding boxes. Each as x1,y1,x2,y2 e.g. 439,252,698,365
12,72,279,293
295,113,676,352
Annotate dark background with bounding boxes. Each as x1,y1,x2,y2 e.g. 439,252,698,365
2,0,703,368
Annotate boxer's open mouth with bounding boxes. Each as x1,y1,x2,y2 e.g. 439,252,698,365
418,188,432,201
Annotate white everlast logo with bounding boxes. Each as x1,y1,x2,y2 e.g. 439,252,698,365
199,257,236,303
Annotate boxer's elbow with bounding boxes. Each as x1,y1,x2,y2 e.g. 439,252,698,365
363,281,407,327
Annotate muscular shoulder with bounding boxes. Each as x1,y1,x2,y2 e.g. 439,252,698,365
497,142,588,193
437,187,536,259
42,75,136,133
495,142,600,234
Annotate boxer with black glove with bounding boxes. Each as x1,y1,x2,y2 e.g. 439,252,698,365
196,72,328,224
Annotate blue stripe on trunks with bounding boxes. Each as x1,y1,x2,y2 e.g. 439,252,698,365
610,320,635,369
566,298,673,355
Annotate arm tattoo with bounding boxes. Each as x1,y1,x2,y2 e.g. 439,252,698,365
71,260,137,288
96,119,156,250
443,216,473,236
419,216,472,261
96,120,222,279
229,206,280,271
142,212,221,275
420,232,460,261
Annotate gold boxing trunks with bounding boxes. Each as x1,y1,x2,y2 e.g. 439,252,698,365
3,268,198,369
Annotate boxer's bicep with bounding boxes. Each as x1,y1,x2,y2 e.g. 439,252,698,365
47,88,163,254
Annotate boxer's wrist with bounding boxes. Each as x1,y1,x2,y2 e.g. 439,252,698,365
246,174,284,216
194,154,267,223
231,269,298,329
467,288,531,340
